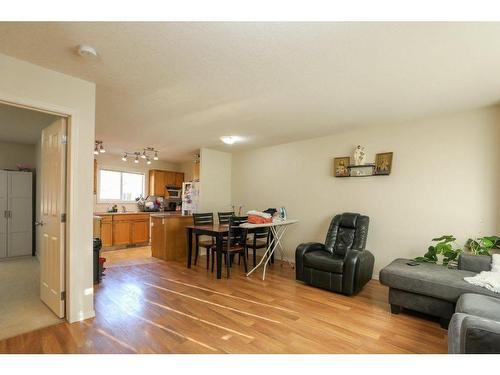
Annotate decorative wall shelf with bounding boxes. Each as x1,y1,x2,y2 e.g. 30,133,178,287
333,152,393,178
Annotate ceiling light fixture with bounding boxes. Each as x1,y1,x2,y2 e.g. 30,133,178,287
94,140,105,155
120,147,159,164
220,136,242,145
77,44,98,58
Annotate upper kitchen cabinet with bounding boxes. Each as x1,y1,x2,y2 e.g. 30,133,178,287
149,169,165,196
164,171,176,187
149,169,185,196
174,172,184,188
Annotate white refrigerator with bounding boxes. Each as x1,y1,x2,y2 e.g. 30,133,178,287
181,181,200,215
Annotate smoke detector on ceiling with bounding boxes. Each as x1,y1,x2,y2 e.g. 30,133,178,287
77,44,98,58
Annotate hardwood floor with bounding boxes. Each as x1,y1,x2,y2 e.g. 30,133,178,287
0,251,448,353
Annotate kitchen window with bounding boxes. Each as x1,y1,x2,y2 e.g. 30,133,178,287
98,169,145,202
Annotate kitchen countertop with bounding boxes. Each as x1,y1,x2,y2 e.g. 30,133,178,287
150,212,192,218
94,211,175,216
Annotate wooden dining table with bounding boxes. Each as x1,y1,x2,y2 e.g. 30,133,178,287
186,224,229,279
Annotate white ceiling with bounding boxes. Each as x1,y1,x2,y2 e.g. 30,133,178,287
1,22,500,161
0,102,58,144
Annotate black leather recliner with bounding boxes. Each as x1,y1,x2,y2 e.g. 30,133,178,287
295,212,374,295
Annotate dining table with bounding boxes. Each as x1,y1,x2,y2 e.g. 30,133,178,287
186,219,297,280
186,224,229,279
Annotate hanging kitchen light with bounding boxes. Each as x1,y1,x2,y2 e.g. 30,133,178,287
94,140,105,155
120,147,159,164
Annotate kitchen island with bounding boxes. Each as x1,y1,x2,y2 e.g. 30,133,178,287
150,213,193,261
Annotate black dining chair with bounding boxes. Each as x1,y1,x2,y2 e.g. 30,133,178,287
209,216,248,278
192,213,215,269
246,227,271,267
217,211,234,224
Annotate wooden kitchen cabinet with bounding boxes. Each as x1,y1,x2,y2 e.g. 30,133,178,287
100,216,113,247
164,171,176,187
149,170,165,196
174,172,184,188
149,169,185,195
151,214,193,261
131,219,150,244
112,220,132,247
100,213,150,249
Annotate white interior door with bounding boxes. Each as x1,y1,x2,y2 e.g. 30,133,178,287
0,171,7,259
7,171,33,257
40,118,67,318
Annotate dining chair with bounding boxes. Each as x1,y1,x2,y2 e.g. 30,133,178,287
246,227,271,267
211,215,248,278
217,211,234,224
192,212,215,269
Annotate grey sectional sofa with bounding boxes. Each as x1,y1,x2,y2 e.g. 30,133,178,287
448,293,500,353
379,254,497,328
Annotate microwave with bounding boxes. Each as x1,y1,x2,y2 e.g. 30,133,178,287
166,188,181,199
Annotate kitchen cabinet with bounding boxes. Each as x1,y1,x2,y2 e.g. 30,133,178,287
148,169,185,195
164,171,176,187
193,163,200,181
174,172,184,188
100,216,113,247
151,214,193,261
112,220,131,247
99,213,150,249
149,170,165,196
131,219,149,244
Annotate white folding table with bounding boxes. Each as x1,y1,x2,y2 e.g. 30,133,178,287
242,219,298,280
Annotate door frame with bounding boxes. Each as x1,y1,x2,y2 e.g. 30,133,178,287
0,96,75,322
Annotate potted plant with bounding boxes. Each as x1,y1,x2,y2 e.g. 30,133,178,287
415,235,462,267
464,236,500,256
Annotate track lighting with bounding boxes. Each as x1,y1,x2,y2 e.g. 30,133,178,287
119,147,159,164
94,140,105,155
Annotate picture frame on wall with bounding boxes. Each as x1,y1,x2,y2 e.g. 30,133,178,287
333,156,350,177
374,152,393,175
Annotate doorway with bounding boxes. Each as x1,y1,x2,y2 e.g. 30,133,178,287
0,101,68,340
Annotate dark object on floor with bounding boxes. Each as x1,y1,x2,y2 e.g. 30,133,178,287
449,293,500,353
93,238,102,284
379,254,497,329
295,212,374,295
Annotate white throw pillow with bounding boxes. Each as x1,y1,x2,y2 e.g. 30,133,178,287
492,254,500,273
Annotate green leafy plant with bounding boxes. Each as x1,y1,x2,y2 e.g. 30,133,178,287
415,235,462,266
465,236,500,256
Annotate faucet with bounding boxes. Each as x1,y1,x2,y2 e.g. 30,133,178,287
121,205,126,213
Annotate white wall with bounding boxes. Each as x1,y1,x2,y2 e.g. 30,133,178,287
0,141,35,170
93,153,181,212
232,106,500,277
0,52,96,322
199,148,232,214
